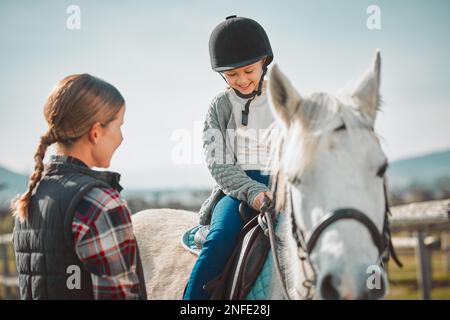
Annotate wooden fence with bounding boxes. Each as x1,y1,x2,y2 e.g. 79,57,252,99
389,198,450,299
0,232,17,299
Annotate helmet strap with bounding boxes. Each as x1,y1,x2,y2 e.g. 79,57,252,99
241,95,255,126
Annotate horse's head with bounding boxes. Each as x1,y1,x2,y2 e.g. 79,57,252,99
268,51,389,299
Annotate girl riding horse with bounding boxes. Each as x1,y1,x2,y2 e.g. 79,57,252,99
184,16,275,300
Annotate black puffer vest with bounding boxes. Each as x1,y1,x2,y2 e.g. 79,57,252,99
13,157,147,299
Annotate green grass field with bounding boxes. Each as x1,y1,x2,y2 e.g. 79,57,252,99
387,250,450,299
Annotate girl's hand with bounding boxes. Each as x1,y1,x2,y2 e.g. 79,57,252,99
251,191,273,211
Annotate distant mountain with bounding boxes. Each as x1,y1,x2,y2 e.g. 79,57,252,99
387,149,450,191
1,149,449,208
0,166,28,207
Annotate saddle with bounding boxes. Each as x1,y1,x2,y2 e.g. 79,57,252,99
182,202,273,300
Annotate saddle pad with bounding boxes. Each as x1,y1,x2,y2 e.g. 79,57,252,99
245,249,273,300
181,224,275,299
246,211,287,299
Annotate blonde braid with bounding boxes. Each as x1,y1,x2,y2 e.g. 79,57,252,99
11,131,56,223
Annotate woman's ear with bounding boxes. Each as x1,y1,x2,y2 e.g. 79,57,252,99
88,122,103,144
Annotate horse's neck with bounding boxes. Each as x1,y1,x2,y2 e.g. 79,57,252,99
268,205,311,300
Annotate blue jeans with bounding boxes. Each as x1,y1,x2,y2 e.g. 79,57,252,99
183,170,270,300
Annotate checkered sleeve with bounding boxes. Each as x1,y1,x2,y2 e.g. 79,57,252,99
72,187,141,299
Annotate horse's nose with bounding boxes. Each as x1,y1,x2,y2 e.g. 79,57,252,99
320,274,340,300
319,271,387,300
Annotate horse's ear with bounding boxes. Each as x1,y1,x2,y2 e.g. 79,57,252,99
352,50,381,123
269,64,302,127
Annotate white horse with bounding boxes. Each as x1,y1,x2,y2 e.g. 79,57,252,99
132,51,390,299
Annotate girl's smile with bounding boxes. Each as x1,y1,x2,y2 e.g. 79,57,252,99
223,59,265,95
237,82,253,93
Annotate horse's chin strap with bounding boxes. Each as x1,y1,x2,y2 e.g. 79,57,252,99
382,181,404,268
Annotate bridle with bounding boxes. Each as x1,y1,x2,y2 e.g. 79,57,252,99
258,172,403,300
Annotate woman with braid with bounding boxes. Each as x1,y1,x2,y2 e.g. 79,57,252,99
11,74,147,300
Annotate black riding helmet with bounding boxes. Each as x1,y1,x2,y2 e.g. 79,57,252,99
209,15,274,125
209,15,273,72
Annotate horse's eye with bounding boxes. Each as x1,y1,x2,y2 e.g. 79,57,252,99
334,124,346,132
289,175,301,185
377,161,389,178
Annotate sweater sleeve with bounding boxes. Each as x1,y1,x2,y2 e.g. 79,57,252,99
202,96,270,207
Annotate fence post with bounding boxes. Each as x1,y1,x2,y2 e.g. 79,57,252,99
415,230,432,300
1,242,12,299
442,232,450,275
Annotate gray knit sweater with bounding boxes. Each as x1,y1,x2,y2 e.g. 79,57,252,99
198,90,271,225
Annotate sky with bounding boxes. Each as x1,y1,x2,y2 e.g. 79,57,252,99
0,0,449,189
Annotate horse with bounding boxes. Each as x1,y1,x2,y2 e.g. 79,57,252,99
132,51,391,299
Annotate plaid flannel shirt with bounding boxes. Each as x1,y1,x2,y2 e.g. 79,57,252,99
54,155,142,299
